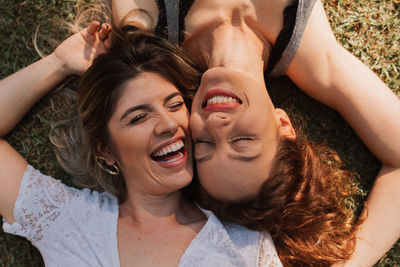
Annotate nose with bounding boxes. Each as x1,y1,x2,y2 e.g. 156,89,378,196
205,113,232,138
155,112,179,136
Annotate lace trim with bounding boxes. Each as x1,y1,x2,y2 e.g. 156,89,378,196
3,165,76,243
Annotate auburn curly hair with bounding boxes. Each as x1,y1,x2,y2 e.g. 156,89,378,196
196,136,364,266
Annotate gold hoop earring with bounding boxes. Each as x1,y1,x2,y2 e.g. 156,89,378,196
96,155,120,176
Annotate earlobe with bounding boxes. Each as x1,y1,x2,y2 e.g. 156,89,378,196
97,144,116,166
275,108,296,140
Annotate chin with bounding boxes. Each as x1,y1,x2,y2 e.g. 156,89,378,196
174,169,194,189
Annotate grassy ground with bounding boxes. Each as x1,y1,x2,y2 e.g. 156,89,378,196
0,0,399,266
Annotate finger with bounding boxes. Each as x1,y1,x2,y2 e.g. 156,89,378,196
98,24,112,41
101,23,112,32
81,21,100,44
98,30,108,41
86,21,100,35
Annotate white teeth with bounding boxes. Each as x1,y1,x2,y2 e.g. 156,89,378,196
158,152,184,163
207,95,239,105
153,140,184,157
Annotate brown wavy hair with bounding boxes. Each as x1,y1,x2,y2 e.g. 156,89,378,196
196,136,363,266
51,26,201,203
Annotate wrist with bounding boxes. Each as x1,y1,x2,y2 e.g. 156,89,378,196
47,52,74,78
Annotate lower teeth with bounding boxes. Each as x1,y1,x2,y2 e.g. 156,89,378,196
158,152,184,163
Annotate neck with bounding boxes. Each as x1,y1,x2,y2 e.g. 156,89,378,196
184,18,269,84
120,187,199,226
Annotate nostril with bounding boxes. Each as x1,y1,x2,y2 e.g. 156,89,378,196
206,113,233,128
215,114,229,120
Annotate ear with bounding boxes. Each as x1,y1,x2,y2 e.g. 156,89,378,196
97,144,117,166
274,108,296,140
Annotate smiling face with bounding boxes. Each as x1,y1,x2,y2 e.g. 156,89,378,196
105,72,193,196
190,67,295,201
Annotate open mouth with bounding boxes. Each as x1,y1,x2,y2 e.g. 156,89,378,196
151,139,186,167
201,89,242,111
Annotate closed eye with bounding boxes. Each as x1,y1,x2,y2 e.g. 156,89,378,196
195,139,213,144
129,113,147,124
168,101,185,110
232,136,256,142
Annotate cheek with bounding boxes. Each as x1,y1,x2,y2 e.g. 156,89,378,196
191,93,202,113
189,113,204,138
113,128,152,164
179,110,190,129
238,112,278,140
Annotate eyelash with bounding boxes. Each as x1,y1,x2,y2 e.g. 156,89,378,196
232,136,256,142
195,139,212,144
128,101,184,125
195,136,256,144
129,114,147,124
169,101,184,110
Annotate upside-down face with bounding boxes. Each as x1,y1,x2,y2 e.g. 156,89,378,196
190,67,295,201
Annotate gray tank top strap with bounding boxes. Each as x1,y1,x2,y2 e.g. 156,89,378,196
164,0,180,44
270,0,317,76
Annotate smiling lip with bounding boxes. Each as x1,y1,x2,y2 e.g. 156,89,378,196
151,137,187,168
202,89,242,112
152,136,185,155
155,149,187,168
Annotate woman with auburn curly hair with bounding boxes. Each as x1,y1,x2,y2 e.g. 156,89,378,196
110,0,400,266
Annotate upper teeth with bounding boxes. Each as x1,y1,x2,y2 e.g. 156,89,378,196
153,140,184,157
207,95,239,105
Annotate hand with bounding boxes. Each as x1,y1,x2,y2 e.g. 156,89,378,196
53,21,111,76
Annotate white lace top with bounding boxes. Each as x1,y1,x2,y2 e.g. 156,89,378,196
3,165,282,267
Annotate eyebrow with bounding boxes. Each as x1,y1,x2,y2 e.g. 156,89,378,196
119,92,183,121
164,92,182,104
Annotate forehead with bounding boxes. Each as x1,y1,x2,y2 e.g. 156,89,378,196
196,151,273,200
117,73,179,104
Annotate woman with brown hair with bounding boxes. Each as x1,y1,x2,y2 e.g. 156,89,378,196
110,0,400,266
0,24,282,266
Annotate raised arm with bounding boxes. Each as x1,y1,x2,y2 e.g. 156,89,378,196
283,1,400,265
0,22,109,224
0,21,109,136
